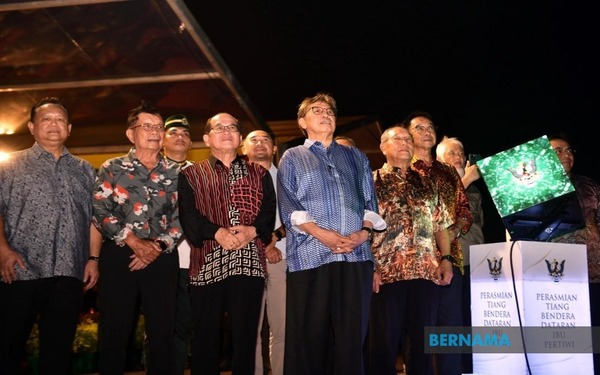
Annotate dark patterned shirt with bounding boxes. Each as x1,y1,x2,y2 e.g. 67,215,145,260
411,158,473,274
551,173,600,282
371,163,452,284
178,155,276,286
0,143,95,281
277,140,379,272
92,148,182,252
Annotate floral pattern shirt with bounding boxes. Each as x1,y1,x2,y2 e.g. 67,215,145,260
92,148,182,252
411,157,473,274
371,163,452,284
0,143,95,281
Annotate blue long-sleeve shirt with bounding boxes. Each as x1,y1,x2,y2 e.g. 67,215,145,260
277,140,380,272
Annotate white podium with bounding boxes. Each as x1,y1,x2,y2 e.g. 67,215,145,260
470,241,593,374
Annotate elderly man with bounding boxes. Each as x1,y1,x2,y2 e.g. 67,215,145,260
178,113,276,374
367,126,453,375
436,136,485,374
93,101,182,374
277,93,385,375
141,113,194,374
0,97,97,374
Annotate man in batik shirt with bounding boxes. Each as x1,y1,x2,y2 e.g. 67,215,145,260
367,126,453,375
178,112,276,374
403,111,472,375
278,93,385,375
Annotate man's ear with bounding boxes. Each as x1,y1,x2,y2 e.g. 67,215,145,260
298,117,307,131
126,128,135,144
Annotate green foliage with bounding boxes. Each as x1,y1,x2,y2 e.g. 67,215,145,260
25,311,147,361
25,323,39,356
133,313,146,350
72,312,99,353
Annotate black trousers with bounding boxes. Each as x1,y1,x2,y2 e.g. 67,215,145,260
173,268,193,374
189,275,264,375
284,261,373,375
436,266,463,375
0,276,83,375
98,241,178,375
367,278,441,375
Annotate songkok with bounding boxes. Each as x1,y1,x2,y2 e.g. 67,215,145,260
164,114,190,130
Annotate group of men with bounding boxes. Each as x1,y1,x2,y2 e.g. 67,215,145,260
1,93,597,375
0,94,482,375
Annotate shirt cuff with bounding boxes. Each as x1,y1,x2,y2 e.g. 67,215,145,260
156,235,175,253
364,210,387,231
290,211,315,234
114,226,132,247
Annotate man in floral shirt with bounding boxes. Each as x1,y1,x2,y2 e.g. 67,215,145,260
92,101,182,374
367,126,453,375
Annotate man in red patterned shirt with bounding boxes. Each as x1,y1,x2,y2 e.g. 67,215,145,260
178,113,276,374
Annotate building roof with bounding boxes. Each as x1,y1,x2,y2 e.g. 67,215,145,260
0,1,384,167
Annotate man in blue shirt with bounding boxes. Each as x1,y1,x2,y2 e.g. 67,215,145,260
277,92,385,375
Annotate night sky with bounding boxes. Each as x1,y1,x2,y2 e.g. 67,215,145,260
187,1,598,242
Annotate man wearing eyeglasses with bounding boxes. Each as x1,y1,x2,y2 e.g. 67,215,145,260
140,113,194,375
367,126,453,375
402,111,472,375
277,93,385,375
549,132,600,372
178,113,276,374
93,101,182,374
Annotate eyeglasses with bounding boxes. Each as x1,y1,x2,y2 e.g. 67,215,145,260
309,106,336,116
209,124,240,133
553,147,575,156
411,124,437,134
386,135,413,144
130,123,165,133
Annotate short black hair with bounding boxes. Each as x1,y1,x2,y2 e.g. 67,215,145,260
401,110,434,128
30,97,69,123
547,131,572,146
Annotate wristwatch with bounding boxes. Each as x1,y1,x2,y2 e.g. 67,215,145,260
274,228,283,241
361,226,374,235
155,240,168,252
440,254,456,264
